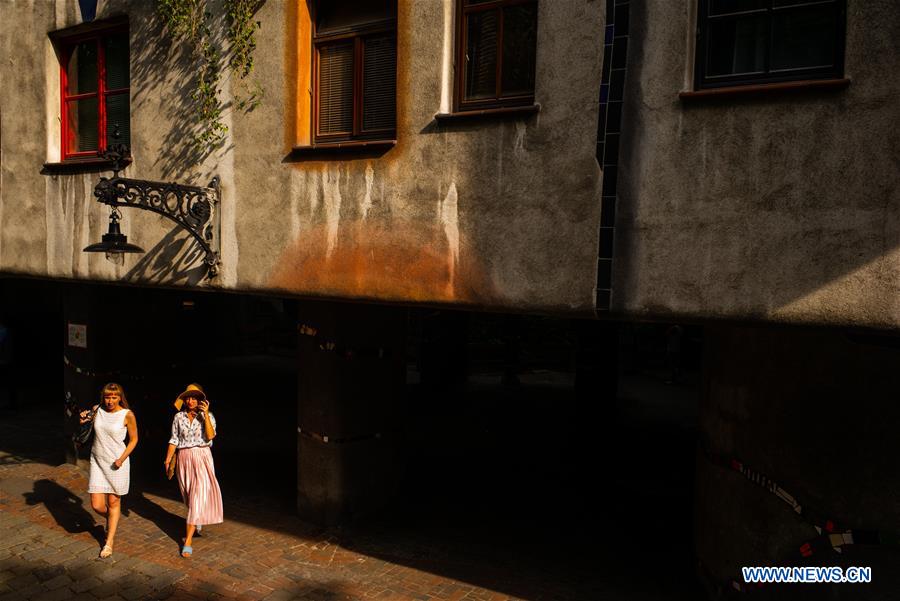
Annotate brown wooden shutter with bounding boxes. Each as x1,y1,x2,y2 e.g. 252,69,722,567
361,34,397,133
318,41,354,135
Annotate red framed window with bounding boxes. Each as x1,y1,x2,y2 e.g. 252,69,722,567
312,0,397,143
455,0,538,112
56,23,130,161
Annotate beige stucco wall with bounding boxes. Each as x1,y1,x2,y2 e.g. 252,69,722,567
5,1,896,330
0,0,606,315
613,0,900,330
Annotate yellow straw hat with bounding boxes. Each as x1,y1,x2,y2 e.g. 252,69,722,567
174,383,207,411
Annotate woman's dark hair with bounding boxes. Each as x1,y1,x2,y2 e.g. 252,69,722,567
100,382,130,409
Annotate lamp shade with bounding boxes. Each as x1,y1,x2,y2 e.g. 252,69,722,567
83,216,144,255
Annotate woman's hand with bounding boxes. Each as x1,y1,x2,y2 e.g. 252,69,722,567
78,409,91,425
200,401,216,440
113,457,124,469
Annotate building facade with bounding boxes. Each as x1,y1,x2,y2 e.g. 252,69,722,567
1,1,899,598
1,0,606,315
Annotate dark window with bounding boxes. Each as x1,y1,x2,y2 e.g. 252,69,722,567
695,0,844,89
313,0,397,143
456,0,538,111
55,24,130,160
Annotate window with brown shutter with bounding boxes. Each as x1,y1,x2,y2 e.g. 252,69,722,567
455,0,538,112
312,0,397,143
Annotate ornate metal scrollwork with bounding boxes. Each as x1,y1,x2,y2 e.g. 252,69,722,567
92,145,221,277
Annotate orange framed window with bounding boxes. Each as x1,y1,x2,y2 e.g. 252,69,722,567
312,0,397,143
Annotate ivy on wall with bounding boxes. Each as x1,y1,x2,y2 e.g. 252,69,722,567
157,0,264,152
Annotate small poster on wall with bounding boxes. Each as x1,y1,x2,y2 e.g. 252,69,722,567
67,323,87,349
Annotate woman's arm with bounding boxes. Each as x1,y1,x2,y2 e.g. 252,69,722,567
164,443,177,470
200,400,216,441
114,412,139,468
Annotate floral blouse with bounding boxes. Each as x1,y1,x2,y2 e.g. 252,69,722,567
169,411,217,449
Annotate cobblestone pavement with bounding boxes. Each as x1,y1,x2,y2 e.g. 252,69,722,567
0,413,597,601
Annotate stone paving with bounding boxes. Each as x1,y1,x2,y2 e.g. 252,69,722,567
0,412,596,601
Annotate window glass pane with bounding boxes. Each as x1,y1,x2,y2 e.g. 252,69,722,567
709,0,767,15
465,9,499,100
105,93,130,147
318,42,354,135
362,35,396,131
66,98,98,152
771,4,837,70
317,0,393,33
66,41,98,95
104,33,130,90
500,3,537,97
706,15,767,76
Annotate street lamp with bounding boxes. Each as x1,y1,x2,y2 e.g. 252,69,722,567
82,207,145,266
81,144,221,277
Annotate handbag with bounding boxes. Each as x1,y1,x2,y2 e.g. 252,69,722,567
72,403,99,448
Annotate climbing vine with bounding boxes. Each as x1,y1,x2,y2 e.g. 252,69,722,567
157,0,264,153
227,0,265,111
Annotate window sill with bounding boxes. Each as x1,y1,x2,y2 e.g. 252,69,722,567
679,78,851,101
288,140,396,161
291,140,396,154
42,156,132,175
434,104,541,122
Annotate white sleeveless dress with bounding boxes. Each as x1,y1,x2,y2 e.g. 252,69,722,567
88,408,131,495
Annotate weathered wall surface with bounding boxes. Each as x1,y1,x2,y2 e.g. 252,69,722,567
614,0,900,330
0,0,605,315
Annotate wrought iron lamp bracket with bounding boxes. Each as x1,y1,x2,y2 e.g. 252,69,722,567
93,145,221,277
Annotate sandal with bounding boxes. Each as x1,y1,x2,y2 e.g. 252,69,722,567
99,544,113,559
181,545,193,558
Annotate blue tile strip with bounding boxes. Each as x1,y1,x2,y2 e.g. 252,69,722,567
596,0,629,311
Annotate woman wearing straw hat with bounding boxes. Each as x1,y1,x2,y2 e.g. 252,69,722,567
164,383,223,558
79,382,139,559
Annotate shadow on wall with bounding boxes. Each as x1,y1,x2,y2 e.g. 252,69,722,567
124,228,208,286
129,7,233,180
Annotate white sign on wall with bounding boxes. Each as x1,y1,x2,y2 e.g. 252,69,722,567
67,323,87,349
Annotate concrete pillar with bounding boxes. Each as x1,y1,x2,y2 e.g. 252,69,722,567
296,301,406,524
62,285,106,467
696,324,900,597
417,310,469,395
574,320,619,433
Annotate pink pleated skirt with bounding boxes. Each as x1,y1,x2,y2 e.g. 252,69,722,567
176,446,224,526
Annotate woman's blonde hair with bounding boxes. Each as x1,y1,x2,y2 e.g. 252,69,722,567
100,382,130,409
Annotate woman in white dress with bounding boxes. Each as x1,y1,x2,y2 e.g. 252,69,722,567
79,382,138,558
